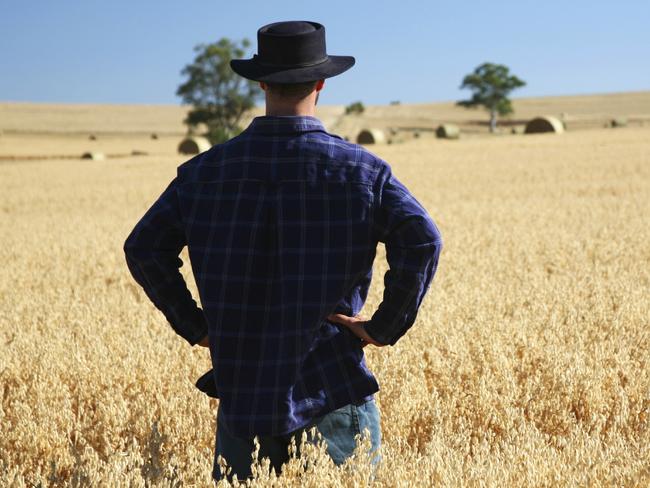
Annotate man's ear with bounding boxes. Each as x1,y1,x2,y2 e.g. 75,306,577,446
315,80,325,92
260,81,268,91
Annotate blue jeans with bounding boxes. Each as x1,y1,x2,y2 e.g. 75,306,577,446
213,398,382,481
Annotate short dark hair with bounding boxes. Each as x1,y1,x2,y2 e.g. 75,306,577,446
265,81,318,99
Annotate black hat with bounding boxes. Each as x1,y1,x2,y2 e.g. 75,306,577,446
230,21,355,83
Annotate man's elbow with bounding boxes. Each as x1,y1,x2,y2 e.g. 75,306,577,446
420,218,442,268
123,231,135,256
422,216,442,249
123,232,150,285
123,229,144,264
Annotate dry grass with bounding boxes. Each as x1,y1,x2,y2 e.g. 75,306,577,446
1,124,649,486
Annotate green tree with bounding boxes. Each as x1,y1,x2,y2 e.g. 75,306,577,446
457,63,526,133
345,101,365,115
176,38,261,144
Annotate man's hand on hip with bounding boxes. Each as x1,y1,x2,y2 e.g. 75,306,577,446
326,314,385,348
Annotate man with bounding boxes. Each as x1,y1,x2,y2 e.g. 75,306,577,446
123,20,442,482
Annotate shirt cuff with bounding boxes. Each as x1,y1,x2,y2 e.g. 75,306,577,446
363,321,392,346
178,310,209,346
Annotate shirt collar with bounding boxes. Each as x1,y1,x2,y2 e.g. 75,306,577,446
246,115,327,135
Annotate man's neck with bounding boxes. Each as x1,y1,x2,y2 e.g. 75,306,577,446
264,95,317,117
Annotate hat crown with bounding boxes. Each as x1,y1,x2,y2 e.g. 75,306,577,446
264,21,316,36
256,21,328,68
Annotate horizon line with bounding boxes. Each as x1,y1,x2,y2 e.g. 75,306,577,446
2,89,649,108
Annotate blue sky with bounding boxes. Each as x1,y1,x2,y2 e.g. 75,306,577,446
1,1,648,106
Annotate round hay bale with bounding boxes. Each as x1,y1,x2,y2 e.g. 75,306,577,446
357,129,386,145
151,133,159,140
178,136,211,155
524,116,564,134
88,134,97,141
81,151,105,161
436,124,460,140
610,117,628,128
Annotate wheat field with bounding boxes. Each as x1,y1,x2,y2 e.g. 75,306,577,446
1,114,649,485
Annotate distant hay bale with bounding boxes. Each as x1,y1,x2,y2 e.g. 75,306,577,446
357,129,386,145
178,136,211,155
88,134,97,141
131,150,148,156
436,124,460,140
610,117,628,128
81,151,105,161
150,133,159,140
524,116,564,134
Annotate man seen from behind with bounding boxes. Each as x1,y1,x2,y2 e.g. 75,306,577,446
123,20,443,482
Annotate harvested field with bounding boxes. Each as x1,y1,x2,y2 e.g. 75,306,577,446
0,103,649,486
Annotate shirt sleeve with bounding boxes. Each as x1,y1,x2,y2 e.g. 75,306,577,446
123,177,208,346
365,163,443,346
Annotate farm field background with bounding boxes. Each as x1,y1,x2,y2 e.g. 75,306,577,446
0,93,649,486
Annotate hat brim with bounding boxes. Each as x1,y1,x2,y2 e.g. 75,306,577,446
230,55,355,83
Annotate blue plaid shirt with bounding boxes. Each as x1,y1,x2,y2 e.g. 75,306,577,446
124,116,442,437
